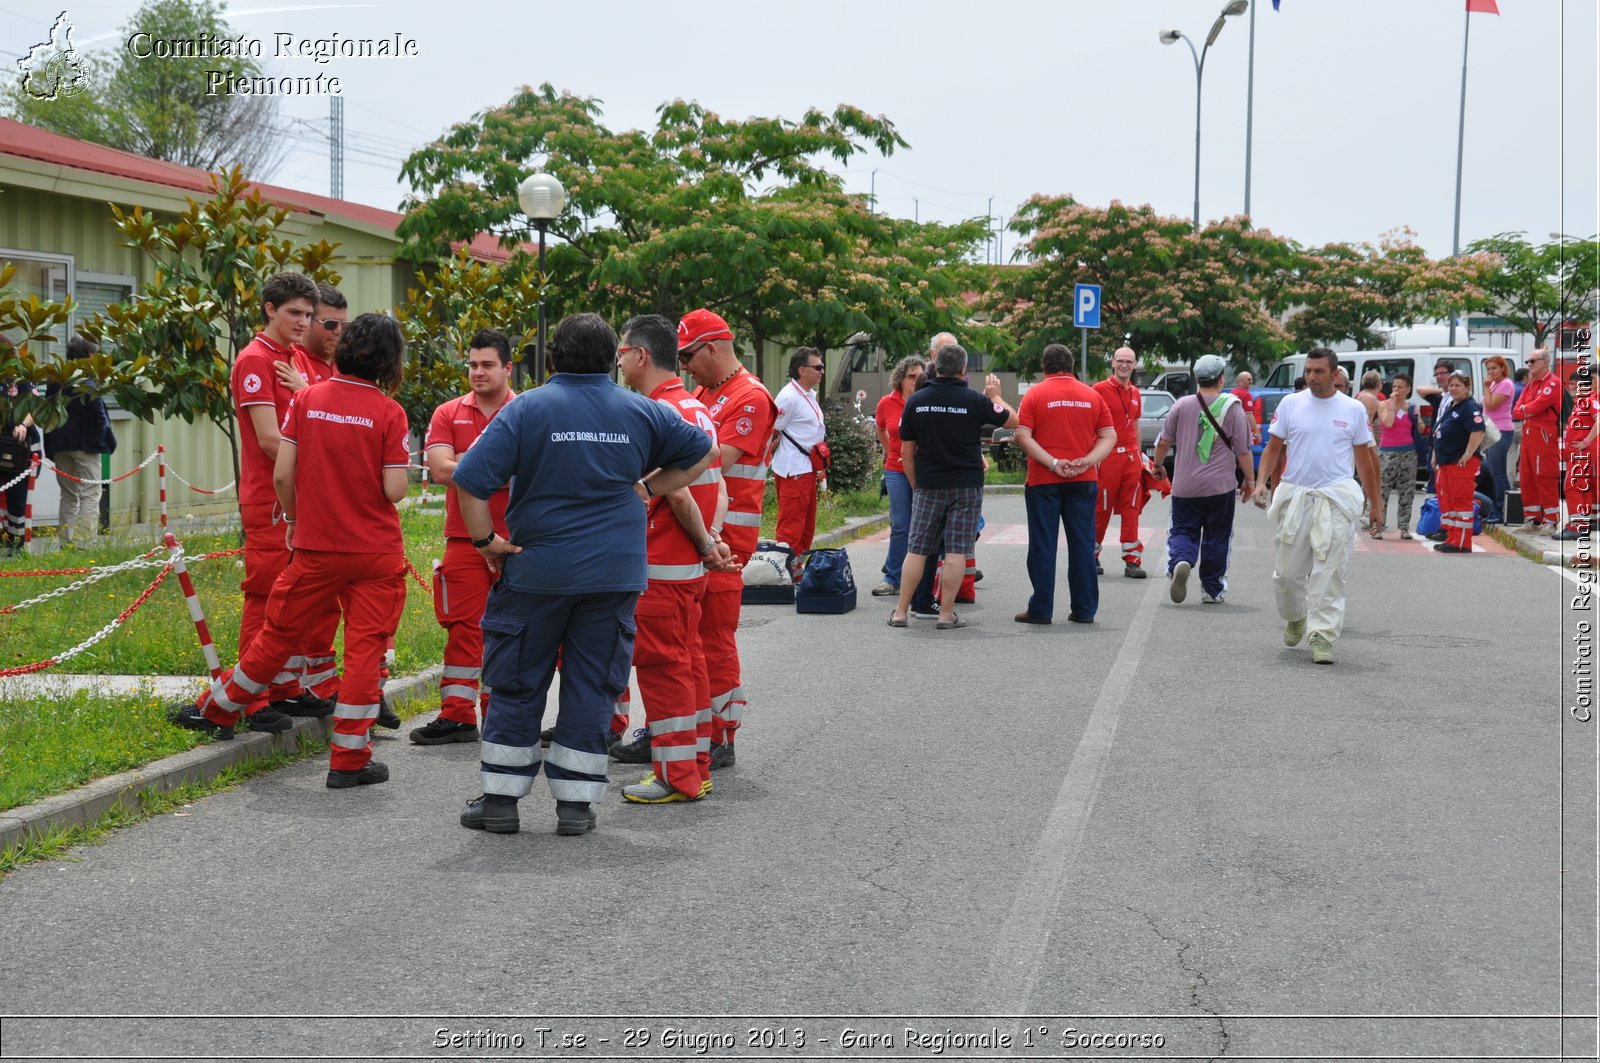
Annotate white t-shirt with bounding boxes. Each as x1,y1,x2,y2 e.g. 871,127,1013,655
772,379,826,477
1269,390,1374,489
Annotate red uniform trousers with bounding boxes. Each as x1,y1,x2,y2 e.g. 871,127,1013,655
701,573,746,746
1519,425,1561,526
633,577,712,798
1437,457,1479,551
433,538,494,725
201,549,407,770
1094,449,1145,567
1566,438,1597,531
774,471,819,555
239,501,307,702
931,555,978,603
299,592,346,701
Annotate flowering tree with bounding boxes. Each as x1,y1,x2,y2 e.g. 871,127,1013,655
992,196,1294,377
1283,230,1498,350
1465,232,1599,348
397,85,984,359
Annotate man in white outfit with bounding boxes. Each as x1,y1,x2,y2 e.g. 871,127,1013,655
1252,347,1383,664
771,346,828,561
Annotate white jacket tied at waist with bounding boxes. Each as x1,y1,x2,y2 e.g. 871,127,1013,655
1267,478,1365,561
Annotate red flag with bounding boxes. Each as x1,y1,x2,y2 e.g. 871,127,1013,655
1466,0,1499,13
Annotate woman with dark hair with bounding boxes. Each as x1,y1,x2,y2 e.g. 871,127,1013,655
1374,373,1419,539
1431,371,1486,553
871,354,926,596
171,313,413,789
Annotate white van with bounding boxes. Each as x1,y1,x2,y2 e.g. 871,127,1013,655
1262,347,1521,396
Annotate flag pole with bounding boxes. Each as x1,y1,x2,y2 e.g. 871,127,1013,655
1449,2,1472,346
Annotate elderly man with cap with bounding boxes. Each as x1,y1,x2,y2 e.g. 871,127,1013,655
678,308,776,769
1092,345,1150,579
1152,355,1255,605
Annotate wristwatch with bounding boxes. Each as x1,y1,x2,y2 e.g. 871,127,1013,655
471,532,496,549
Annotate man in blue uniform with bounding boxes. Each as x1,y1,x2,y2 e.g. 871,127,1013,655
450,312,717,837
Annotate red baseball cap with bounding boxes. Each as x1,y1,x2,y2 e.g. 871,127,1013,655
677,308,733,350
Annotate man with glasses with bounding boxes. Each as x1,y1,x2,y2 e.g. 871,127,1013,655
771,347,828,563
284,282,348,390
678,308,776,769
1092,346,1149,579
1513,348,1563,532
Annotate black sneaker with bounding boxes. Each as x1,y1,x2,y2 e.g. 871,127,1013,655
1123,564,1148,580
709,740,736,770
542,726,557,748
972,569,984,583
375,693,401,729
326,759,389,788
609,727,652,763
244,707,292,734
270,692,335,718
168,703,234,741
1096,562,1104,575
461,794,519,833
410,717,479,745
555,800,596,836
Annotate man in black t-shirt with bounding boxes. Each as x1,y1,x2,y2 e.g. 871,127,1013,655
888,343,1016,629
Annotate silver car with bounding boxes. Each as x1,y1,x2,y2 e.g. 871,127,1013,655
1139,389,1176,451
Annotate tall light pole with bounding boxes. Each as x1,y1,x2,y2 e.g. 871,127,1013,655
1243,0,1256,219
1160,1,1249,231
517,172,567,385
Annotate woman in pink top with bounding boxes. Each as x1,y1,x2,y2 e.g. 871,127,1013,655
1375,373,1420,539
1480,356,1515,522
871,355,926,595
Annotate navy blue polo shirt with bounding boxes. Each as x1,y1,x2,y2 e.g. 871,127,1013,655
1433,396,1485,465
452,373,711,594
898,376,1010,489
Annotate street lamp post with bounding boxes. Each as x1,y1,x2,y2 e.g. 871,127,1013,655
1160,1,1248,231
516,171,567,385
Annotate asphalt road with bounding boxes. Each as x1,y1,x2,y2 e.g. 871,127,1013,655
0,492,1594,1063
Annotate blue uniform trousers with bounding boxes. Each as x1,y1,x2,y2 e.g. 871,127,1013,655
1024,481,1098,621
1166,491,1237,598
478,586,637,804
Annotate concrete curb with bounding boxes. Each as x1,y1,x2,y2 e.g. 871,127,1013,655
0,666,442,855
811,510,891,548
984,483,1026,494
1491,524,1589,567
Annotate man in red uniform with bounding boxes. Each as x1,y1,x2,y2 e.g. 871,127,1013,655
679,308,775,770
1230,370,1263,445
227,271,320,732
611,314,734,801
279,281,349,709
1513,348,1563,532
1014,343,1116,624
1092,346,1149,579
411,328,517,745
171,314,411,788
1555,366,1597,542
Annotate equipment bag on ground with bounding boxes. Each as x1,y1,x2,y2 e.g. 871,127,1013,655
1415,496,1482,538
743,539,797,604
796,547,856,614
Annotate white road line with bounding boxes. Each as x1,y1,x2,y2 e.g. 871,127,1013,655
981,569,1165,1014
1548,564,1586,586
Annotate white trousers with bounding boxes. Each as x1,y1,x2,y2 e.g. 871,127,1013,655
1272,492,1356,642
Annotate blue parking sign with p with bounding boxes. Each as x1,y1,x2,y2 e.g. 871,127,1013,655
1074,283,1102,329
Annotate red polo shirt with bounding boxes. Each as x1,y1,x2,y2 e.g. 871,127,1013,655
1018,373,1112,486
232,333,299,505
425,389,517,541
292,344,338,387
279,374,410,553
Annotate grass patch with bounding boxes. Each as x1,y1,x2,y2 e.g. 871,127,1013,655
759,481,888,541
0,505,448,677
0,688,208,812
0,740,317,879
985,467,1028,485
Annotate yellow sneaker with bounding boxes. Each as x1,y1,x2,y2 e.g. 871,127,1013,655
623,772,697,803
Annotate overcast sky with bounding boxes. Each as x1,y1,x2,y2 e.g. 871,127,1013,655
6,0,1596,259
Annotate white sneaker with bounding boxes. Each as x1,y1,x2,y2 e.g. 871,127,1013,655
1169,561,1191,603
1201,592,1223,604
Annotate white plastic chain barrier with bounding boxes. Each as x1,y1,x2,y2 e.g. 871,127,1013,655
41,562,174,666
163,461,236,495
39,449,160,486
0,547,170,614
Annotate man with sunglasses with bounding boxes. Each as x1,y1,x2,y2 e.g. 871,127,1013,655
284,282,348,390
771,347,828,563
678,308,776,769
1513,348,1562,532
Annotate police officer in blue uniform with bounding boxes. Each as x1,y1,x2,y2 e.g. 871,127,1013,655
451,312,716,837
